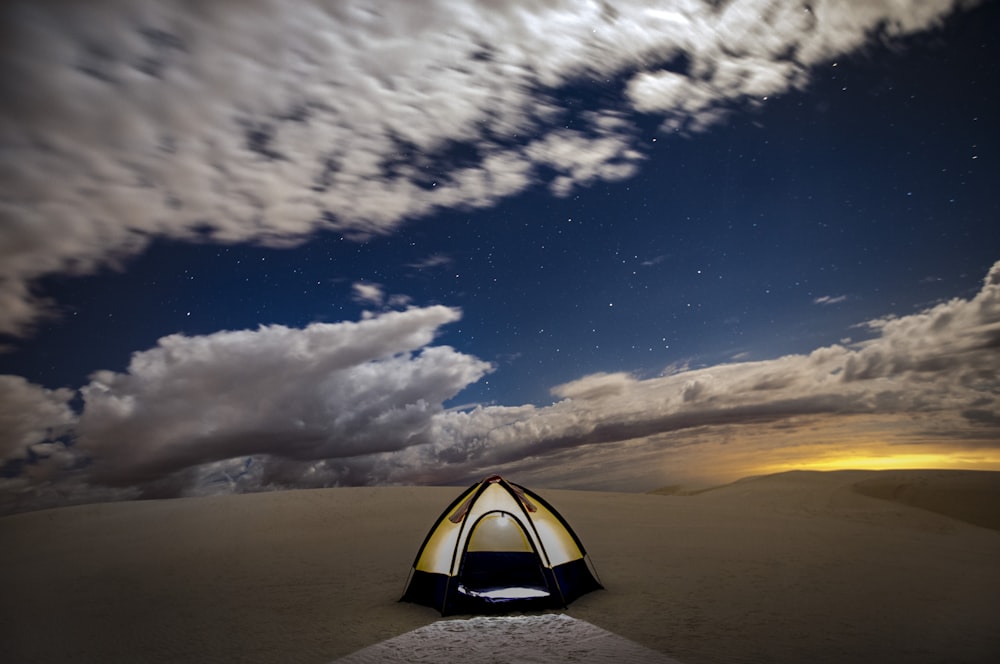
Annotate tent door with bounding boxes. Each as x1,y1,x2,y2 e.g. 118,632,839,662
458,511,549,598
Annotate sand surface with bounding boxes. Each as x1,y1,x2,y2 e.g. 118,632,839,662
2,470,998,664
331,614,684,663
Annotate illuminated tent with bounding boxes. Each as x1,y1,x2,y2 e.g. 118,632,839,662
400,475,602,615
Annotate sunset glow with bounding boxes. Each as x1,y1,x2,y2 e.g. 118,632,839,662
753,451,1000,476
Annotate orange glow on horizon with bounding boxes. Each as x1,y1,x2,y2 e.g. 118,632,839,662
753,451,1000,476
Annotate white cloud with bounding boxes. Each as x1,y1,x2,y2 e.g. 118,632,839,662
551,372,637,401
352,282,412,309
0,0,979,335
351,282,385,306
814,294,848,305
524,113,645,197
75,305,491,488
0,376,76,463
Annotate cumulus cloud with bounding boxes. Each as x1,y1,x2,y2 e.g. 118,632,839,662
76,305,491,489
0,376,77,463
0,0,980,335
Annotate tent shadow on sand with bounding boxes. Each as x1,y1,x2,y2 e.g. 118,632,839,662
400,475,603,616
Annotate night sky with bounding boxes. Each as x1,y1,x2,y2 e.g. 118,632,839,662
2,0,999,513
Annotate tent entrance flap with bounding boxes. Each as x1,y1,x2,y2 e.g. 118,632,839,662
459,551,549,596
461,513,549,599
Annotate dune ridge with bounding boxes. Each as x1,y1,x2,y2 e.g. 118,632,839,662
2,470,998,664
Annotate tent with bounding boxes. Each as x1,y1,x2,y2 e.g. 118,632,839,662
400,475,603,615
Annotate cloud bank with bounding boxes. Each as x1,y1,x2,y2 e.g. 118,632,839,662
430,261,1000,479
0,0,981,335
2,261,998,511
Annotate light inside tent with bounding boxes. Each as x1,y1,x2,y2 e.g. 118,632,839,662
457,585,550,599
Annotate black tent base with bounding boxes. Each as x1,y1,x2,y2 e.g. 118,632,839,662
401,558,602,616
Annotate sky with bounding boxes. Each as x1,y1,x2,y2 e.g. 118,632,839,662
1,0,999,513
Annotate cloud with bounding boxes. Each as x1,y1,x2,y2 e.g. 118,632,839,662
352,282,412,310
371,260,1000,485
351,282,385,306
407,254,453,270
551,372,637,401
2,261,999,510
0,0,980,335
0,376,77,463
75,306,491,489
814,294,848,305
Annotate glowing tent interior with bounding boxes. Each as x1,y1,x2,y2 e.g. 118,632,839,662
400,475,603,615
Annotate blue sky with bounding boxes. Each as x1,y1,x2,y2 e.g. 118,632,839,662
1,0,998,512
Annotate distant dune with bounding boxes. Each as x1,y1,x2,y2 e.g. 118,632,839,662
850,469,1000,531
2,470,998,664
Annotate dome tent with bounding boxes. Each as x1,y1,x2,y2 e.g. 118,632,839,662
400,475,602,615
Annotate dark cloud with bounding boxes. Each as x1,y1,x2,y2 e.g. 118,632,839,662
0,0,979,335
962,409,1000,428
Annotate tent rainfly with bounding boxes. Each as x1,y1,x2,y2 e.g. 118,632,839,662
400,475,603,615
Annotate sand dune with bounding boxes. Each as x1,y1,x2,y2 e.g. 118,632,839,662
850,469,1000,531
1,470,998,664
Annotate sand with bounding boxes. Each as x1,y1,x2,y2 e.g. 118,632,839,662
331,614,685,663
1,469,998,664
